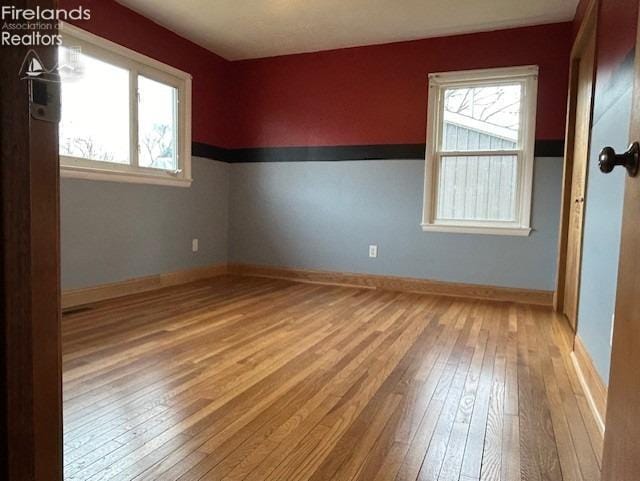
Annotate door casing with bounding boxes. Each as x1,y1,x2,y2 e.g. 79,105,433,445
1,0,62,479
554,0,598,331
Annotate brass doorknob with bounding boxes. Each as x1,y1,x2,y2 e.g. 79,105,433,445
599,142,639,176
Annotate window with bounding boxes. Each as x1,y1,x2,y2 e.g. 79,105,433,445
422,66,538,235
59,23,192,187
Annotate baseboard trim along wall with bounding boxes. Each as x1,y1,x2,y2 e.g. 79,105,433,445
227,264,554,306
571,335,608,435
62,262,555,310
62,264,228,309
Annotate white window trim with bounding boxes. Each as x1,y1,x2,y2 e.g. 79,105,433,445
421,65,538,236
59,22,193,187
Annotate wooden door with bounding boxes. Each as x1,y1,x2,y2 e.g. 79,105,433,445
600,11,640,481
562,18,597,328
0,0,62,479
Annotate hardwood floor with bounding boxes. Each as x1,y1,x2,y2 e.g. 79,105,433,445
62,276,602,481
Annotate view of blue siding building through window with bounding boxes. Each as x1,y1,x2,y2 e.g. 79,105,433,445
437,85,521,223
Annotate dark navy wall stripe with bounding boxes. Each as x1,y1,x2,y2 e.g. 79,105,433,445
534,140,566,157
191,142,235,162
192,140,564,163
230,144,427,162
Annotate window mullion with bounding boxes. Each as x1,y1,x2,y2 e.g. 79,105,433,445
433,152,444,223
174,87,180,172
130,69,139,169
515,150,526,225
430,89,446,223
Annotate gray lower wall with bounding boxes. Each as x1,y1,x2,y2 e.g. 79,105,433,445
61,157,229,289
576,88,631,385
228,157,563,291
62,154,563,296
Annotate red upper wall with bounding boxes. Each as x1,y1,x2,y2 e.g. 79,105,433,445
226,23,572,148
59,0,233,147
595,0,638,102
572,0,638,119
58,1,573,150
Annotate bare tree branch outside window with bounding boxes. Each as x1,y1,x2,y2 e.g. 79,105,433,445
444,86,520,131
60,136,116,162
141,123,174,168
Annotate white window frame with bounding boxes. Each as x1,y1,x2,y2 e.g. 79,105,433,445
421,66,539,236
59,23,193,187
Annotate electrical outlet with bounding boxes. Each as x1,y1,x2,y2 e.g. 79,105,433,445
192,238,199,252
369,245,378,258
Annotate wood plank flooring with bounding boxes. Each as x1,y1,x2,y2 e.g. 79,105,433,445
62,276,602,481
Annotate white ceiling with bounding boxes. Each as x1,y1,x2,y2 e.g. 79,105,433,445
117,0,579,60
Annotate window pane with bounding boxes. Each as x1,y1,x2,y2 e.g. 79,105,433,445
59,46,130,164
442,84,521,151
437,155,518,222
138,76,177,170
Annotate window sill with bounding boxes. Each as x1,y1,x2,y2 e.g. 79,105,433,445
60,165,192,188
421,224,532,237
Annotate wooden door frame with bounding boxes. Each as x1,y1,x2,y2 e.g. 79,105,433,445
554,0,599,320
1,0,62,479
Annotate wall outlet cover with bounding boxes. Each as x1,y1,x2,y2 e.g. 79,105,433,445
369,245,378,258
192,238,199,252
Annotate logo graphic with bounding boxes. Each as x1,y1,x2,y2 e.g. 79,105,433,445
19,47,82,82
1,6,91,46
